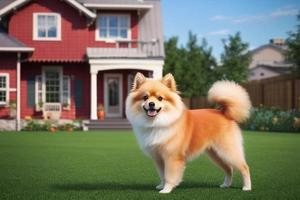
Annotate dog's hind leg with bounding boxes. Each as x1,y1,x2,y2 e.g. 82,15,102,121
206,148,233,188
212,126,251,191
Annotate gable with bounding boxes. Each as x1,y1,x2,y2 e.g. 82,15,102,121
0,0,96,18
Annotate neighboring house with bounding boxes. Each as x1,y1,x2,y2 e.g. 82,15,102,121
248,38,292,81
0,0,164,130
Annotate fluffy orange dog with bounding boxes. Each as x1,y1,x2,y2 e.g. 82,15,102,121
126,73,252,194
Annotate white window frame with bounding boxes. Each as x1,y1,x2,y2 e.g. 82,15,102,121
62,76,71,110
33,13,62,41
0,73,9,106
35,75,43,111
95,14,131,42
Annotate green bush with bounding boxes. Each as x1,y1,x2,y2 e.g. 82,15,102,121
242,106,300,133
22,120,82,132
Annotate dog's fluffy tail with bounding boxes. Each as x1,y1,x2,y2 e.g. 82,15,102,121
208,80,251,123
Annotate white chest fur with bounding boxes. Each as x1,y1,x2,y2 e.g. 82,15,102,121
132,126,176,156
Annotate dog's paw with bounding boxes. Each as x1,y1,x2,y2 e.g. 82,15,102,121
242,186,251,191
159,184,173,194
220,183,231,188
156,183,164,190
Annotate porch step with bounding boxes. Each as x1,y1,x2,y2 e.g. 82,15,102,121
84,119,132,131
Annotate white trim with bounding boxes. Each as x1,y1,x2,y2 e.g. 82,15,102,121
65,0,96,18
35,75,42,111
0,0,30,16
33,13,62,41
84,3,153,10
0,47,34,52
95,14,131,42
16,53,21,131
90,72,98,120
9,88,17,92
0,73,9,105
104,73,123,118
62,76,71,110
89,59,164,79
0,0,96,18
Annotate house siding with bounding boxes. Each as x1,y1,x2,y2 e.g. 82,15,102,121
9,0,139,61
0,53,17,118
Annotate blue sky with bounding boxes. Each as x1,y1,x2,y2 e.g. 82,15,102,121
161,0,300,60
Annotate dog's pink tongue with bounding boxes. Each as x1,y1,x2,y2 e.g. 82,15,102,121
148,110,157,117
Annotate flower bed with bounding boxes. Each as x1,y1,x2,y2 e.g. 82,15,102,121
242,106,300,133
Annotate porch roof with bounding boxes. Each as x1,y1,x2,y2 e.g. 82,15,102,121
0,32,34,52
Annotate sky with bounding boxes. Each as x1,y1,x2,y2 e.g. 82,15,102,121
161,0,300,60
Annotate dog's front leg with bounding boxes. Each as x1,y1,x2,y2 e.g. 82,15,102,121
159,157,185,194
152,155,165,190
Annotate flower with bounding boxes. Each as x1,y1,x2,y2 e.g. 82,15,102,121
272,116,279,125
293,117,300,128
24,116,32,121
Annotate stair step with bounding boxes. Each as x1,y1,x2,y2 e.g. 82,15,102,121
84,119,132,130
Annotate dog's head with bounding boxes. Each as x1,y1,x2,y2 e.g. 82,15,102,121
126,73,185,128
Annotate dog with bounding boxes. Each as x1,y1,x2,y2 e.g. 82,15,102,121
125,72,252,194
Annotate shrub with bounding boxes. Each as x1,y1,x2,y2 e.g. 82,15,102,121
22,120,82,132
242,106,300,133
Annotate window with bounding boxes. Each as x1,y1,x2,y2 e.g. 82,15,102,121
33,13,61,40
35,67,71,110
45,69,61,103
0,73,9,105
96,14,130,41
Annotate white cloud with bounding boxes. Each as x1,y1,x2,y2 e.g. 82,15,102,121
210,15,229,21
210,6,299,24
208,29,230,36
270,8,299,17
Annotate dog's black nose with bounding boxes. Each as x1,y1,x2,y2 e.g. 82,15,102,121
149,102,155,108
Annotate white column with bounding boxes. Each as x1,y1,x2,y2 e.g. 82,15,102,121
90,71,98,120
152,65,163,79
16,53,21,131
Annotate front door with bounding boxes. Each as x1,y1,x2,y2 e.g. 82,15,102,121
104,73,123,118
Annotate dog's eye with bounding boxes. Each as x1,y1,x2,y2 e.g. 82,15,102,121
157,96,163,101
143,95,149,101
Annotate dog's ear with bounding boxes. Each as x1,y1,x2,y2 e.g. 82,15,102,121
162,73,177,92
131,72,146,91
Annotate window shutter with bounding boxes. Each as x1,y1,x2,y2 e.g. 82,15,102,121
75,80,83,108
27,76,35,107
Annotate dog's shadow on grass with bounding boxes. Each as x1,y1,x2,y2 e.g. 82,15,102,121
51,182,237,191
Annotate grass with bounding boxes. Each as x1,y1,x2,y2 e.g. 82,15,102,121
0,131,299,200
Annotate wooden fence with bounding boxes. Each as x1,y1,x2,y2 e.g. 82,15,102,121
183,75,300,110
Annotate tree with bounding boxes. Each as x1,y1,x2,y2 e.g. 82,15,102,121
217,32,251,83
163,32,217,97
286,12,300,76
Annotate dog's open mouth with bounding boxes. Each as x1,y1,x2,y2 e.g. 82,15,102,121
143,107,162,117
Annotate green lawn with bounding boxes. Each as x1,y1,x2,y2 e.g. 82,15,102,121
0,131,299,200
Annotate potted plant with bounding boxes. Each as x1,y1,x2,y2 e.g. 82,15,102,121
62,103,70,110
97,103,105,120
9,100,17,119
38,101,44,110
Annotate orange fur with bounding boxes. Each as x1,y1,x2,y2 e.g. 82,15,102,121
126,73,252,193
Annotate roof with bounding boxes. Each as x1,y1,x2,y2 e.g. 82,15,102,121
250,44,288,55
0,0,155,17
79,0,153,9
0,0,96,18
0,32,34,52
250,64,292,75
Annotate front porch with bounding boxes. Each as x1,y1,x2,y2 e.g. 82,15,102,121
89,58,163,120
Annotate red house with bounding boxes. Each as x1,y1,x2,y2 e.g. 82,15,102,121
0,0,164,130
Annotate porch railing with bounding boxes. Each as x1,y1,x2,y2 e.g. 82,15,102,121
87,39,164,59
